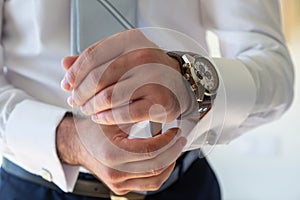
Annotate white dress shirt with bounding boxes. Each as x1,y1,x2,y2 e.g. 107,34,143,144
0,0,294,192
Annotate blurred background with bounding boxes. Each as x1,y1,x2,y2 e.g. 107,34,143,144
207,0,300,199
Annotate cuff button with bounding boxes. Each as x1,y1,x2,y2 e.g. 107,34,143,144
40,168,52,182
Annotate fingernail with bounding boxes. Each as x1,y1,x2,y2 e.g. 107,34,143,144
67,96,77,107
65,73,74,86
61,77,71,91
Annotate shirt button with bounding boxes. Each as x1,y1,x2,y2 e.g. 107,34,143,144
40,168,52,182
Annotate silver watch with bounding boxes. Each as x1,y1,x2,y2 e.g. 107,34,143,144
167,51,219,116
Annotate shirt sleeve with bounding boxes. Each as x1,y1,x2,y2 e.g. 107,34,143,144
0,1,79,192
183,0,294,149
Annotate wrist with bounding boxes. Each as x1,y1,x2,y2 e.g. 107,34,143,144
56,113,82,166
168,55,182,74
166,52,196,118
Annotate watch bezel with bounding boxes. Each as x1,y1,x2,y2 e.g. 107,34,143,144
192,56,219,97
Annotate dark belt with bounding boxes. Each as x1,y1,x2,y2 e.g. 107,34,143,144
2,150,199,199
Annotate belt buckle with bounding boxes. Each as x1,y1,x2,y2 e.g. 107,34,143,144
110,191,145,200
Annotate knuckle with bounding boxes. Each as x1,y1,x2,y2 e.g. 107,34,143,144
82,46,96,61
145,181,163,191
134,49,156,64
126,29,145,40
86,68,106,97
110,186,128,196
79,50,94,71
89,98,102,115
101,150,116,167
150,168,164,176
66,71,75,84
105,170,122,183
152,181,163,190
100,89,113,106
144,143,158,155
81,98,97,115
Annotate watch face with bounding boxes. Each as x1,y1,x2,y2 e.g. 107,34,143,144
193,57,219,94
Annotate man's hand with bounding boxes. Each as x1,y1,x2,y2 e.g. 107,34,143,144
56,114,186,195
61,29,191,125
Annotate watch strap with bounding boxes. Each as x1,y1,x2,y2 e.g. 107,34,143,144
166,51,185,74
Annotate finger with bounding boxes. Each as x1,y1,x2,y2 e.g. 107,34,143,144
108,127,181,154
69,63,110,107
69,48,162,107
82,75,160,121
80,83,134,115
91,96,172,125
112,162,175,193
91,99,152,124
78,122,185,171
100,162,171,184
80,74,172,117
64,34,124,90
65,29,156,90
99,128,185,167
83,63,180,123
115,136,186,173
80,78,149,115
102,126,181,155
61,56,79,91
69,58,132,107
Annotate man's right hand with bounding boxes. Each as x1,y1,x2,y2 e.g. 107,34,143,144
56,114,186,195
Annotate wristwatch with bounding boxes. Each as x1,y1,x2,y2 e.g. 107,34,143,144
167,51,219,118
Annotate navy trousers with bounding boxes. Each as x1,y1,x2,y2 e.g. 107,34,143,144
0,158,221,200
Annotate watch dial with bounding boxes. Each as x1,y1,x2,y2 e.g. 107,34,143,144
193,57,219,93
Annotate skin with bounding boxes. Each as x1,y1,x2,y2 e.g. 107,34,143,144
56,115,186,195
61,29,189,124
57,29,191,195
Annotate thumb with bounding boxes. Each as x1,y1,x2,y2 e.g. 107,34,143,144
119,128,184,154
